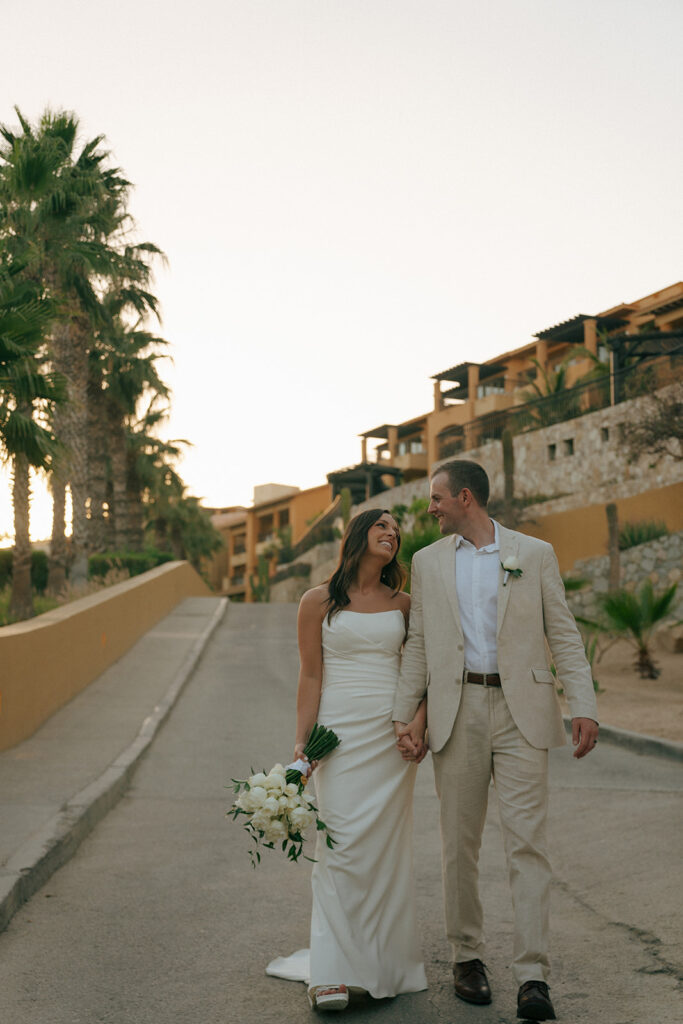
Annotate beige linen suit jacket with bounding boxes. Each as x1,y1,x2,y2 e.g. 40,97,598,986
393,523,598,752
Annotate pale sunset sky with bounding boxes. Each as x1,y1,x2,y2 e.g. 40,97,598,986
1,0,681,542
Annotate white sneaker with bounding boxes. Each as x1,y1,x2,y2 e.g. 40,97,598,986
309,985,349,1011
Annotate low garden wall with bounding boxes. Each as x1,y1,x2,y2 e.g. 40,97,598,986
0,561,210,751
566,530,683,624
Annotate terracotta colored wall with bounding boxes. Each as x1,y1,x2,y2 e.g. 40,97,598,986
0,561,210,751
290,484,333,544
519,482,683,572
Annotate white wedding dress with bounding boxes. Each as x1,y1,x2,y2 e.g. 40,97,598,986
267,609,427,999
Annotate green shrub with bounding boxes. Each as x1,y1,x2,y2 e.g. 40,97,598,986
88,548,174,580
0,549,12,590
0,584,59,626
271,562,311,586
618,520,668,551
0,548,51,594
31,550,49,594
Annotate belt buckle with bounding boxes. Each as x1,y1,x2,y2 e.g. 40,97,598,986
481,673,490,687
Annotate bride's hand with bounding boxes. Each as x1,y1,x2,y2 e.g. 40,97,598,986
293,744,318,776
395,720,427,764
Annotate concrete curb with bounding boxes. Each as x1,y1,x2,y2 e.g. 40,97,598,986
0,598,228,934
563,715,683,761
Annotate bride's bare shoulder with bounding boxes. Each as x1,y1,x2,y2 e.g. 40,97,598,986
299,585,329,614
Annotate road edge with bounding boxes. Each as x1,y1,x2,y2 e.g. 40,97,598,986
563,715,683,761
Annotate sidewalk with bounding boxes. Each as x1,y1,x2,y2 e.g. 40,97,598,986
0,595,227,933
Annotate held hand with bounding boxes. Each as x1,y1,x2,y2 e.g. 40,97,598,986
572,717,599,759
394,720,427,764
292,743,318,775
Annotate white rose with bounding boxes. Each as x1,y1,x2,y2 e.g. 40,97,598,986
264,796,281,815
249,772,268,788
264,818,288,844
264,773,285,792
286,795,300,810
289,806,315,831
278,795,289,809
251,808,271,831
248,785,267,808
504,556,520,571
270,763,286,777
284,783,300,797
236,791,255,813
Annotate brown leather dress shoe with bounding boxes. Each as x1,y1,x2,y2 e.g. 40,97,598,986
517,981,556,1021
453,959,492,1005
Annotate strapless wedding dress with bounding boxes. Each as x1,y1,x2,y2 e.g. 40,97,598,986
266,609,427,999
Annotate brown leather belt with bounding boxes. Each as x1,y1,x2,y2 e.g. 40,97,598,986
463,670,502,687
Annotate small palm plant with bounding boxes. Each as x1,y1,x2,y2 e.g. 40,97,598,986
394,498,441,592
585,580,678,680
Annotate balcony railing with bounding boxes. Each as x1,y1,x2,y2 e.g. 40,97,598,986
437,357,680,462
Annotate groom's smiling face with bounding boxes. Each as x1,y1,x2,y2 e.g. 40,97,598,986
428,472,466,535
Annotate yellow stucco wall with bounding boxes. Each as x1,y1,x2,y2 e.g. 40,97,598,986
0,561,210,752
519,482,683,572
290,484,333,544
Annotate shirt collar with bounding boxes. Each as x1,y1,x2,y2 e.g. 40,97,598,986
455,519,500,553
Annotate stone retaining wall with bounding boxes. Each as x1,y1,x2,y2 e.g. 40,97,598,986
354,384,683,520
269,540,341,603
566,530,683,623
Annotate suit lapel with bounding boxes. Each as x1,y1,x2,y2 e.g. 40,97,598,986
438,534,463,636
496,523,519,636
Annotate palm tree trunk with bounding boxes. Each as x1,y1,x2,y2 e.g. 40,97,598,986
87,371,109,553
125,451,145,552
67,315,91,583
48,322,70,592
108,400,129,550
606,503,620,591
9,451,33,621
48,470,68,595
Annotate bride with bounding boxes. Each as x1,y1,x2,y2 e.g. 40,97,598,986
267,508,428,1011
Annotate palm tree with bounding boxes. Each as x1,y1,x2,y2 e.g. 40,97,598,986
393,498,440,592
0,107,164,586
87,288,169,553
0,254,62,618
520,354,583,427
583,580,678,679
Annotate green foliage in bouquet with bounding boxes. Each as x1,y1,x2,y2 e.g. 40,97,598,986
285,723,340,786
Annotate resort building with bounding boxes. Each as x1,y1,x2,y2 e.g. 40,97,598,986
209,482,333,601
358,281,683,472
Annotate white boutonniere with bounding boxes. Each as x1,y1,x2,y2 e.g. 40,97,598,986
501,556,522,586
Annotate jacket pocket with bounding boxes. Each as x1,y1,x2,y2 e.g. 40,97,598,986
532,668,555,685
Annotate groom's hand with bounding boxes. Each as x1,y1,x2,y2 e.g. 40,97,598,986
572,717,599,758
394,721,426,764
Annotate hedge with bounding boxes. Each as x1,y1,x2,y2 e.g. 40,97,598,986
0,549,50,594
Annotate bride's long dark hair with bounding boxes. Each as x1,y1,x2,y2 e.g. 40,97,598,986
326,508,405,622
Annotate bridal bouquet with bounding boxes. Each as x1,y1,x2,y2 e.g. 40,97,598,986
228,724,340,868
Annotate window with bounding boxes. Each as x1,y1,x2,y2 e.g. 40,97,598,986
563,438,574,456
477,377,506,398
398,438,424,455
600,427,609,443
548,444,557,461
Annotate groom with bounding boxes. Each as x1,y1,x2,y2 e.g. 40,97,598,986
393,459,598,1022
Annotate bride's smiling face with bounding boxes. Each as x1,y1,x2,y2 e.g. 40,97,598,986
366,513,400,562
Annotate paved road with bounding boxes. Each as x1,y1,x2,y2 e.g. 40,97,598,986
1,604,681,1024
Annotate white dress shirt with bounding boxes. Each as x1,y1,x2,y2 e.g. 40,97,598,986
455,520,500,674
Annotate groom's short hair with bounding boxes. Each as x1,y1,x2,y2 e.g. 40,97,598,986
432,459,489,507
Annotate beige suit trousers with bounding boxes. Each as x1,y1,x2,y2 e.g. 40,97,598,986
432,682,551,985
